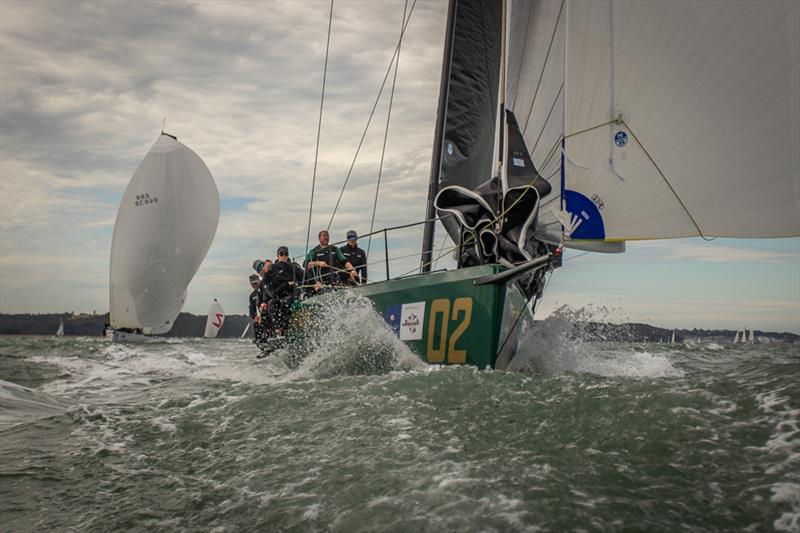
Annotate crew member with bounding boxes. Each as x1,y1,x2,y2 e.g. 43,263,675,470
266,246,305,335
339,229,367,284
247,273,262,340
306,229,357,288
252,259,273,340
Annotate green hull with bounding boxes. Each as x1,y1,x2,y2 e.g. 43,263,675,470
343,265,532,369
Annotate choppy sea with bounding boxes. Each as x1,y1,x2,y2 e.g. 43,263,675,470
1,301,798,532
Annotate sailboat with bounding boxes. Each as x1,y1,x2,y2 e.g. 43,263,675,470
670,331,676,345
204,300,225,338
291,0,799,369
55,319,64,337
108,133,220,342
749,329,756,344
733,331,740,344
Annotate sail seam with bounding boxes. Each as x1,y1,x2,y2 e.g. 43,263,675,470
621,120,711,240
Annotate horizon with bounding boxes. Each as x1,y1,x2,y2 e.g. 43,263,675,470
1,1,798,334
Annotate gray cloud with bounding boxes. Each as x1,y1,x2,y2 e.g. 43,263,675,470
0,0,448,314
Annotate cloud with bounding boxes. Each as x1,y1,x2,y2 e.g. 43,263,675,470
0,0,447,315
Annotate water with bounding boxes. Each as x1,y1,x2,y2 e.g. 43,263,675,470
1,306,799,531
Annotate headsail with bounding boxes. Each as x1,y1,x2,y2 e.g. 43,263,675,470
56,319,64,337
563,0,800,240
109,134,220,332
204,299,225,338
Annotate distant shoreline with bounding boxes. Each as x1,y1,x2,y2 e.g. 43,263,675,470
1,312,797,343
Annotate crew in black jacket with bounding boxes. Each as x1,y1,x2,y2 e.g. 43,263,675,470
252,259,273,340
265,246,305,335
248,274,260,321
339,229,367,284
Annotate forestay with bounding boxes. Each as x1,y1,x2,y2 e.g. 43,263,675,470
563,0,800,240
110,134,220,331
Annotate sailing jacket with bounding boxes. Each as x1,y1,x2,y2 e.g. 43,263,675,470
339,244,367,284
305,245,347,286
267,260,305,299
257,277,273,307
249,289,259,319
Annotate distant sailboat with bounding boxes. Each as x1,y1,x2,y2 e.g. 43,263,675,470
748,329,755,344
108,133,220,343
55,319,64,337
204,300,225,338
670,331,676,344
733,331,740,344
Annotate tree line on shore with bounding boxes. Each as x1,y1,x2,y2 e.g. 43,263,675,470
1,313,797,343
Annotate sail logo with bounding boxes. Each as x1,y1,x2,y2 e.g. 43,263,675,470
212,313,223,328
399,301,426,341
403,314,420,332
614,131,628,147
134,193,158,207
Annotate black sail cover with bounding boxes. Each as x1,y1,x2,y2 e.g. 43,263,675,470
433,0,551,268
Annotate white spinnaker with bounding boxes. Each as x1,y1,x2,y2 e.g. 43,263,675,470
204,300,225,338
110,135,219,331
564,0,800,240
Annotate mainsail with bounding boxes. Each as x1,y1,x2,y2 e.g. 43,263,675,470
204,299,225,338
109,134,220,333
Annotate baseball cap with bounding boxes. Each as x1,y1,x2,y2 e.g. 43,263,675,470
249,274,260,283
277,245,289,256
252,259,265,272
346,230,358,240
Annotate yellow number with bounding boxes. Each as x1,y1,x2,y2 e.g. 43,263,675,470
427,299,450,363
447,297,473,364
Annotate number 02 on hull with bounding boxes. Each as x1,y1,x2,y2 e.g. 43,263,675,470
351,264,532,369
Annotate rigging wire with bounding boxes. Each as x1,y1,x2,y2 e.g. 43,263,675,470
367,0,408,257
326,0,418,232
305,0,335,262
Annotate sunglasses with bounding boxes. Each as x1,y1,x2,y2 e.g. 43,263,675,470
278,252,288,257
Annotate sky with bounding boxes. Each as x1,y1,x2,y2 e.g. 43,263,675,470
1,0,798,334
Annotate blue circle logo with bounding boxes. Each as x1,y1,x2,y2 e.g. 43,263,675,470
614,131,628,147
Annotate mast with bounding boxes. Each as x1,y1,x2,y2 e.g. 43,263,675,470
420,0,457,273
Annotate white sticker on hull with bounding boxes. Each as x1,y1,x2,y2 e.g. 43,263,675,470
399,302,425,341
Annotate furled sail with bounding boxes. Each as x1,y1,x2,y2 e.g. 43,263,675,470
563,0,800,240
109,134,220,332
432,0,558,268
204,300,225,338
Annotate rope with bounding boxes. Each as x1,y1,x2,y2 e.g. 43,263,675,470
521,0,565,135
326,0,418,232
367,0,408,257
620,120,713,241
304,0,335,261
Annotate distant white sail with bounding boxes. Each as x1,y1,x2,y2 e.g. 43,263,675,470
733,331,740,344
56,319,64,337
670,331,675,344
109,134,220,333
240,322,251,339
560,0,799,241
749,328,755,344
204,300,225,338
